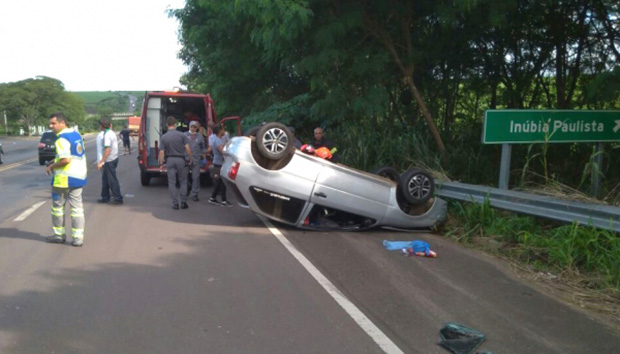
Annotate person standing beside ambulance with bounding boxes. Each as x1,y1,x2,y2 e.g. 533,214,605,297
45,112,88,247
159,116,193,210
96,118,123,205
207,125,232,207
185,121,207,201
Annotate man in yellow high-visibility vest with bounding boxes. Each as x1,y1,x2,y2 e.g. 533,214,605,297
45,112,88,247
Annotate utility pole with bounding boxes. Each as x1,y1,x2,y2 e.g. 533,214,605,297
3,110,7,135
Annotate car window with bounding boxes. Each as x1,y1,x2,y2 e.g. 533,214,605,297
40,132,57,142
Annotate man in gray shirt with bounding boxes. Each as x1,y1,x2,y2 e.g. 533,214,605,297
185,120,207,201
207,125,232,207
158,116,193,210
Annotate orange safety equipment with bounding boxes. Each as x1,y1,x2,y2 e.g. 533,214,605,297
300,144,315,154
314,147,332,160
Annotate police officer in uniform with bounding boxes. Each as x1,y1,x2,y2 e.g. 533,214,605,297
185,120,207,201
45,112,88,247
158,116,193,210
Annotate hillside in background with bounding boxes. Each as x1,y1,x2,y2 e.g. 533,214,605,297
73,91,144,114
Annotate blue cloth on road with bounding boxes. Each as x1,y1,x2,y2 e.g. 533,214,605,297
383,240,432,255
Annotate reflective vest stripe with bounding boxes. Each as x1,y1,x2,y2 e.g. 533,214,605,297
70,208,84,218
51,206,64,217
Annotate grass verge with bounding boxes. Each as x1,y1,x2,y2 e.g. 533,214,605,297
443,199,620,325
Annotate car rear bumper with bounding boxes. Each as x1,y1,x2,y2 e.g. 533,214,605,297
38,149,56,158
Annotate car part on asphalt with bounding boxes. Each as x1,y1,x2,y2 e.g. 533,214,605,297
438,323,487,354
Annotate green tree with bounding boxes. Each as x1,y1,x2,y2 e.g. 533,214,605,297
0,76,85,135
173,0,620,192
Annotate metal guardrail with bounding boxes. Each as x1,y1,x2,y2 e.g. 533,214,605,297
436,181,620,233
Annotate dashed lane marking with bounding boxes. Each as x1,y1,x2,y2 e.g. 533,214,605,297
258,216,404,354
14,201,46,222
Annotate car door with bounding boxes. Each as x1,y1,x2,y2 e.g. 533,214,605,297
310,163,393,221
255,151,322,222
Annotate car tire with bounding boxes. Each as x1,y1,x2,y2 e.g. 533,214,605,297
0,151,4,164
140,171,151,186
255,122,292,161
398,168,434,205
371,166,400,182
39,157,46,165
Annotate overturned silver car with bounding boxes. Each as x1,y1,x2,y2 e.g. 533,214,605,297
221,123,447,230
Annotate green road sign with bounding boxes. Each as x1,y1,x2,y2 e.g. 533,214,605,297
483,110,620,144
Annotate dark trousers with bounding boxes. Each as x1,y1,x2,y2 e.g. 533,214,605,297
167,157,188,205
101,158,122,201
210,165,227,201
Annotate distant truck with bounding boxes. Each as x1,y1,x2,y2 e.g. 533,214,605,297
137,90,241,186
128,116,141,137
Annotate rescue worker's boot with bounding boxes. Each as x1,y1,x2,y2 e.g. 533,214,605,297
47,235,66,243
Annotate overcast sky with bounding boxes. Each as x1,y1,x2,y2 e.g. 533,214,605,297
0,0,187,92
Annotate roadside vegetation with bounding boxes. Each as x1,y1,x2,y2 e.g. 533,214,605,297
170,0,620,317
73,91,144,116
444,200,620,321
0,82,143,134
0,76,86,135
172,0,620,200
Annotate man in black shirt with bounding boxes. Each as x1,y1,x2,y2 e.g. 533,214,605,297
119,125,131,155
313,127,338,162
313,127,334,149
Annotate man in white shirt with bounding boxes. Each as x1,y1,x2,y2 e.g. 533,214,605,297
96,118,123,204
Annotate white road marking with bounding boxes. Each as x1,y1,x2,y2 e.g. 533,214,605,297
258,216,404,354
0,157,39,173
14,201,46,222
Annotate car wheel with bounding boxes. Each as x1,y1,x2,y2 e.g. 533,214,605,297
398,168,434,205
39,157,46,165
255,122,292,161
140,171,151,186
371,166,400,182
0,151,4,164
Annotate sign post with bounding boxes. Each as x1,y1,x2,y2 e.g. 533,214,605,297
484,110,620,192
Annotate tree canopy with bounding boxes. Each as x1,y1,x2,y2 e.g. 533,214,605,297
172,0,620,193
173,0,619,132
0,76,86,135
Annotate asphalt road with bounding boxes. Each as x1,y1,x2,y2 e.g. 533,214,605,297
0,138,619,353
